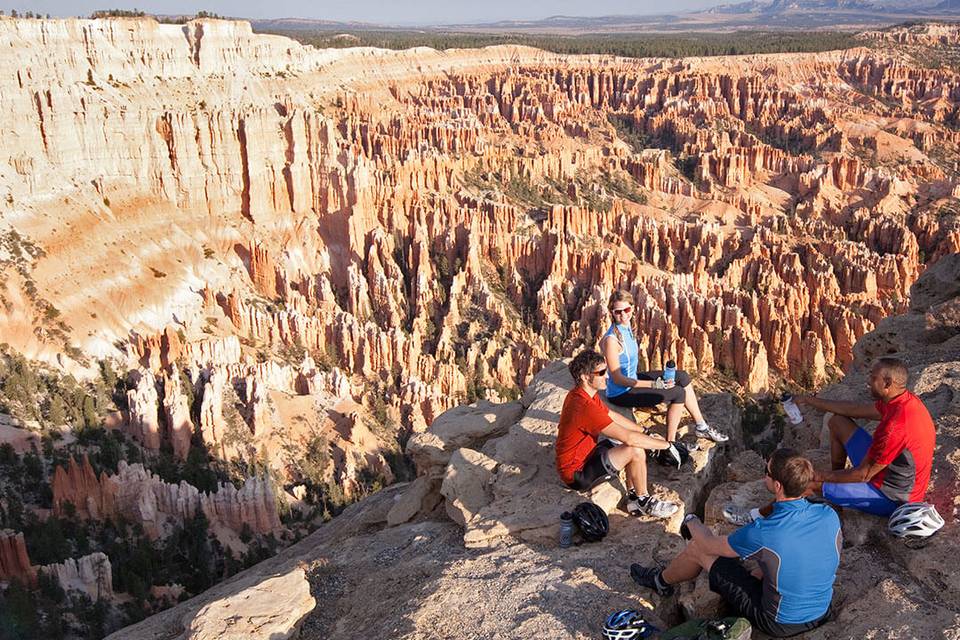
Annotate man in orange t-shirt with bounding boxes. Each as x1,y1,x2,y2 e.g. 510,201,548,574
556,349,681,519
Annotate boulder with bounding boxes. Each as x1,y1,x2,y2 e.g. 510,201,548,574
106,567,316,640
181,569,315,640
386,476,442,527
440,448,499,528
407,400,523,474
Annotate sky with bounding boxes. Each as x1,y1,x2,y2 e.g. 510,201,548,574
6,1,725,26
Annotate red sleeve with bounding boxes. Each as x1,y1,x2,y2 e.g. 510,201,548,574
867,417,906,466
582,394,613,437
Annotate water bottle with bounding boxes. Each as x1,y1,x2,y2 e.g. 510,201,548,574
781,393,803,425
663,360,677,385
560,511,574,549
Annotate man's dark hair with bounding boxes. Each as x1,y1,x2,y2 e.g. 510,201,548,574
569,350,605,387
873,357,909,388
768,448,814,498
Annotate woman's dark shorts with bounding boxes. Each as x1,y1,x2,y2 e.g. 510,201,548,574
708,557,830,638
607,369,690,408
568,440,618,491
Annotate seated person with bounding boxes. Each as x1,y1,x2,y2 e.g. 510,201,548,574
556,349,682,518
725,357,935,525
631,449,839,638
600,290,728,443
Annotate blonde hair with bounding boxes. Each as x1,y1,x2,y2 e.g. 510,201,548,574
607,290,634,346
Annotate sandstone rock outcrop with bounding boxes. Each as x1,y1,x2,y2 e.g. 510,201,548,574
0,530,36,586
40,552,113,601
106,565,316,640
52,456,282,540
2,18,958,441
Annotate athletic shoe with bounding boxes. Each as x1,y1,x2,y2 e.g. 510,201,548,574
695,423,729,443
722,504,758,526
627,495,679,519
630,563,675,597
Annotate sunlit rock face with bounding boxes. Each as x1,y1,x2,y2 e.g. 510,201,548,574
1,17,958,441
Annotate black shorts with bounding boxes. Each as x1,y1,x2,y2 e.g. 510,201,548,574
607,370,691,408
708,557,830,638
568,440,618,491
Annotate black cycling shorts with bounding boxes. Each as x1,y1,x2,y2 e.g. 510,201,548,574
708,557,829,638
607,369,691,407
568,440,618,491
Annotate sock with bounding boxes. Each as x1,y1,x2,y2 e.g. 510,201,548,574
635,494,650,505
695,420,708,429
749,507,762,521
627,488,638,500
654,571,671,592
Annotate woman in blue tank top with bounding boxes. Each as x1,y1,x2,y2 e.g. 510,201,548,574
599,290,728,444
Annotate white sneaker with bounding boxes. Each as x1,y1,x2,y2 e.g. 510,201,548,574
628,495,680,519
722,504,758,526
696,423,729,443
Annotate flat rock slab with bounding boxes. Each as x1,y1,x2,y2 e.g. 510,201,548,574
106,567,315,640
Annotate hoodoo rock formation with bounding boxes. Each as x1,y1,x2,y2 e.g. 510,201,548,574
1,18,958,439
0,531,36,587
51,456,282,540
40,552,113,601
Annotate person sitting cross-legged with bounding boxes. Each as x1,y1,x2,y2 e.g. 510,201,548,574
556,349,683,518
631,448,839,638
724,356,936,526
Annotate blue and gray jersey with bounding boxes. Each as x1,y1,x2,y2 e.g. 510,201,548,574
728,499,841,625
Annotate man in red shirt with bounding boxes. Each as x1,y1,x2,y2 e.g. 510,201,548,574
798,357,936,516
556,350,681,519
725,357,935,525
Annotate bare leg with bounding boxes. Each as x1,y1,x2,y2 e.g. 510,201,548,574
661,537,719,584
683,384,706,424
666,403,683,442
608,445,649,496
827,413,859,471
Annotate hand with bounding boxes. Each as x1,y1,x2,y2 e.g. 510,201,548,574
654,377,665,389
680,514,701,541
793,394,812,406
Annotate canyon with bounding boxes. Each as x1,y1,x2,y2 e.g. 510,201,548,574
0,14,958,637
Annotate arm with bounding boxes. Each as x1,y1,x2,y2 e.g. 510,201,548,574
600,335,654,389
687,518,740,558
600,419,670,450
795,394,881,420
815,457,887,484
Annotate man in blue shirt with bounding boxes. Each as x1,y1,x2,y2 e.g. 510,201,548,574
631,448,840,637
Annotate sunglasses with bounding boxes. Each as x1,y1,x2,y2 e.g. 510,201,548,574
612,306,632,314
592,368,608,377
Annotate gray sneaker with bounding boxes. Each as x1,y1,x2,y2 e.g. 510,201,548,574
696,423,729,443
629,495,680,519
722,504,758,526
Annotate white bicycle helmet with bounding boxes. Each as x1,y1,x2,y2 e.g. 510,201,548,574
888,502,944,538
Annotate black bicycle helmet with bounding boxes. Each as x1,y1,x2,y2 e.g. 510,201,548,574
572,502,609,542
655,441,690,469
